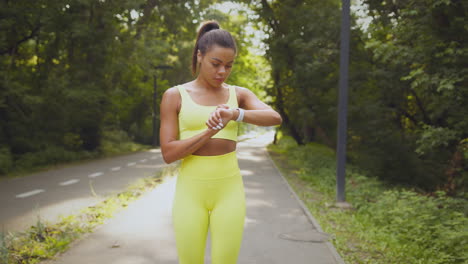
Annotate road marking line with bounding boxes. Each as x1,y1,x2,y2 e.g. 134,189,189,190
127,162,136,166
16,189,45,198
140,159,147,162
59,179,80,186
111,166,121,171
88,172,103,178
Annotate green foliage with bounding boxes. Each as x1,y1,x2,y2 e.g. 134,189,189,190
4,216,79,263
415,124,460,155
62,133,84,151
0,231,8,263
269,137,468,264
14,146,97,170
351,0,468,192
0,147,13,174
248,0,342,145
356,190,467,263
245,0,467,193
99,129,147,155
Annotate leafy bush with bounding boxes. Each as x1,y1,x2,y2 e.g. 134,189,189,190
99,129,146,155
0,147,13,174
14,146,97,170
356,190,467,263
62,133,84,151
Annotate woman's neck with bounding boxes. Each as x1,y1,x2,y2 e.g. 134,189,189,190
194,76,223,91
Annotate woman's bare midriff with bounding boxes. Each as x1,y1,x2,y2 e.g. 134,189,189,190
192,138,237,156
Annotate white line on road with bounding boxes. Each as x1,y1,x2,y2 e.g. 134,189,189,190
111,166,121,171
16,189,45,198
127,162,136,166
140,159,147,162
88,172,104,178
59,179,80,186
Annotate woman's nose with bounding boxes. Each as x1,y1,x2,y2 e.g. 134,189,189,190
218,66,226,73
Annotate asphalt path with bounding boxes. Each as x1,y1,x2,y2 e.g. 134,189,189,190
0,149,167,232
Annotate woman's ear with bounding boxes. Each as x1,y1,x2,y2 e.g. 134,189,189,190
197,49,202,64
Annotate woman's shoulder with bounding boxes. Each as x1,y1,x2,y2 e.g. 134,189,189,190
229,84,255,98
163,86,179,97
229,84,254,107
165,81,195,94
228,84,250,94
162,85,185,103
163,82,191,96
161,85,184,113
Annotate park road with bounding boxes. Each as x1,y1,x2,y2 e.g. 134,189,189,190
41,131,345,264
0,149,166,232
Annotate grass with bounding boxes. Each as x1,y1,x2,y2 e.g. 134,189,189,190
267,135,468,264
0,164,179,264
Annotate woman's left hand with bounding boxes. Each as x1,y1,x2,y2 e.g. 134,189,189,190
206,104,236,130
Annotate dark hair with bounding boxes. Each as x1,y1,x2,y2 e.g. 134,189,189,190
191,20,237,76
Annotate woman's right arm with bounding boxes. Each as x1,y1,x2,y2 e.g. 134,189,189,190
159,87,218,164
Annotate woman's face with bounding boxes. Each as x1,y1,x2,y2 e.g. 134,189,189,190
197,44,236,87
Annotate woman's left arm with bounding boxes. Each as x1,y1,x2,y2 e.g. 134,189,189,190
209,87,282,128
237,86,282,126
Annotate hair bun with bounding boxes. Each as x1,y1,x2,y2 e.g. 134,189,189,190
198,20,220,37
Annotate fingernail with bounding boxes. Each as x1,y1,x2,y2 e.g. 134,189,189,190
219,122,223,126
216,125,221,129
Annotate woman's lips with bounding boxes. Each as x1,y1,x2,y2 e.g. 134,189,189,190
214,78,224,82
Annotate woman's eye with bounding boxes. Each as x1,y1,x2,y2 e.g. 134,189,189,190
226,65,232,69
212,63,219,67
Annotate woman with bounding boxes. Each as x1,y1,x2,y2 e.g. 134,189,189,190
159,20,282,264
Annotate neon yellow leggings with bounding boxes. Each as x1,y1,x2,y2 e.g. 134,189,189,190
172,151,246,264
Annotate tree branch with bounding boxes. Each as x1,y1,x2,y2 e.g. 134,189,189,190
0,25,41,55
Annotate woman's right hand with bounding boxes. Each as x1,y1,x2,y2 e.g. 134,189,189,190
205,104,234,130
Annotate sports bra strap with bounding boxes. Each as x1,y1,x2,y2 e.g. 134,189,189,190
177,85,190,101
227,85,236,105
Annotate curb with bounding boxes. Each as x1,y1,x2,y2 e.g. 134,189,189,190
264,148,347,264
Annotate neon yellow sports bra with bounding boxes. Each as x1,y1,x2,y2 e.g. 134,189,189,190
177,84,238,141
